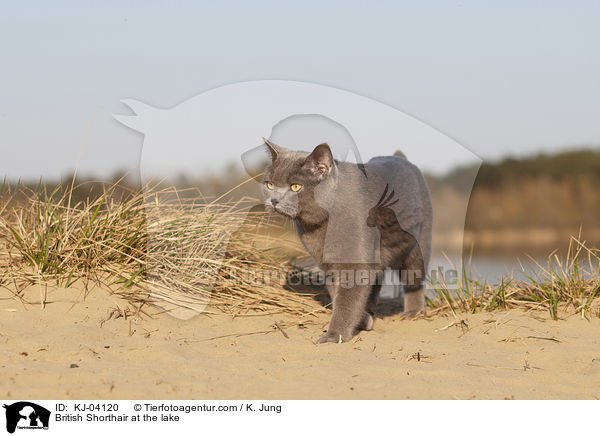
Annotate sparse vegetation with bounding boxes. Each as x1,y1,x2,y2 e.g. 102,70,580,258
0,181,322,317
428,237,600,320
2,173,600,320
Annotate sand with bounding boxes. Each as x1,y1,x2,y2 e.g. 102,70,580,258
1,284,599,400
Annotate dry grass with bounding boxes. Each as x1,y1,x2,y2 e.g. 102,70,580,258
0,181,323,317
428,237,600,320
1,179,600,321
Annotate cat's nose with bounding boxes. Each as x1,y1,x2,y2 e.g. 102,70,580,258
270,199,279,206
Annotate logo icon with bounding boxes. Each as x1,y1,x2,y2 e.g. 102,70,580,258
3,402,50,434
113,80,481,319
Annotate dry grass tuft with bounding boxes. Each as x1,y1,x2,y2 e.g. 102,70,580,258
427,236,600,319
0,181,323,317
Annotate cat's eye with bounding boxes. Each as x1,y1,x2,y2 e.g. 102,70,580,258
290,183,302,192
265,181,274,190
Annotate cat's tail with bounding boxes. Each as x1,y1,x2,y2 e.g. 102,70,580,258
393,150,407,159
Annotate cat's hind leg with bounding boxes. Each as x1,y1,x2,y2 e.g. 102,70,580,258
403,289,425,316
401,248,426,317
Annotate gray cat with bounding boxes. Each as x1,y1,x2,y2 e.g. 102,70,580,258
261,138,432,343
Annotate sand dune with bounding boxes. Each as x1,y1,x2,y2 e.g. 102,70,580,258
1,284,599,400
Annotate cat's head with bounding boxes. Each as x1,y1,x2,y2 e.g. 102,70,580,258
261,138,336,223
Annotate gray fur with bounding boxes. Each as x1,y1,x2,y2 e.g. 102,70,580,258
261,140,432,343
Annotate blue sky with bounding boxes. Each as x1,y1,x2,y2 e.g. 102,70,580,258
1,1,599,180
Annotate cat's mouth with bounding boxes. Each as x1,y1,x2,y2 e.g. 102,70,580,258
266,203,296,218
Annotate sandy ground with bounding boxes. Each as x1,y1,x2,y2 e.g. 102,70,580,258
1,284,600,400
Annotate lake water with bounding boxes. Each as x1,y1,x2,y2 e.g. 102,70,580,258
293,253,591,298
379,255,588,298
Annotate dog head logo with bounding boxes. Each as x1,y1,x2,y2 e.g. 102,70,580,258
3,402,50,434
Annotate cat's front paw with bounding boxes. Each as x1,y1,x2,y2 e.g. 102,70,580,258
316,331,351,344
358,312,374,331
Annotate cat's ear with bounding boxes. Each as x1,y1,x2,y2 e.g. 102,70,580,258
262,137,280,162
304,143,334,179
